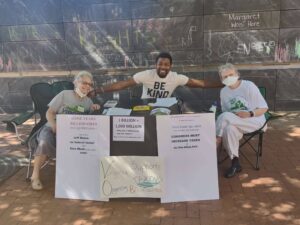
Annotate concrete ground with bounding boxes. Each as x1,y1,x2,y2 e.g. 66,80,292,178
0,112,299,225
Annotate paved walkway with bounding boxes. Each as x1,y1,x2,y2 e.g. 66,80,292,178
0,112,299,225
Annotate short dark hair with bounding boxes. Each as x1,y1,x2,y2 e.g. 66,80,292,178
155,52,172,65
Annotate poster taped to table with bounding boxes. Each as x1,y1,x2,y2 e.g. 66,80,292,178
55,115,110,201
156,113,219,203
113,116,145,142
100,156,164,198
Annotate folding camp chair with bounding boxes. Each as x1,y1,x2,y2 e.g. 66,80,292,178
51,80,74,96
2,111,35,143
26,81,74,139
238,111,272,170
239,87,280,170
218,87,280,170
25,81,74,181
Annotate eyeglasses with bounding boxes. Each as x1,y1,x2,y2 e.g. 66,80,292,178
80,81,93,87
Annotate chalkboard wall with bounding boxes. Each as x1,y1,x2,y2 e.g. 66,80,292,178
1,0,300,112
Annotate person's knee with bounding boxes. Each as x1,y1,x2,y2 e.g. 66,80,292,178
38,139,55,149
223,124,237,136
221,112,236,122
216,112,235,126
223,124,243,144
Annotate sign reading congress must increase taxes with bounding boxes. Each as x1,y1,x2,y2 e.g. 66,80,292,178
157,113,219,203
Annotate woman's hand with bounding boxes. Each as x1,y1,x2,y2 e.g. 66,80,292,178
235,111,251,118
90,104,101,111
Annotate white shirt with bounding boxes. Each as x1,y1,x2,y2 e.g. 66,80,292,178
133,69,189,99
221,80,268,124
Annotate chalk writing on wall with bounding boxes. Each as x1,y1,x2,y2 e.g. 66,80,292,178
205,30,278,63
3,40,66,71
132,16,203,51
0,56,13,72
204,11,280,32
1,24,63,42
0,0,299,72
295,38,300,58
275,38,300,62
228,13,260,29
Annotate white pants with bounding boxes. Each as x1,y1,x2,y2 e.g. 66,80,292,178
216,112,266,159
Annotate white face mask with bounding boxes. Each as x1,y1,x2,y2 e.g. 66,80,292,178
75,87,87,98
222,76,239,86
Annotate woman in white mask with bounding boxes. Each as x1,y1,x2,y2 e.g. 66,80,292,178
216,63,268,178
30,71,100,190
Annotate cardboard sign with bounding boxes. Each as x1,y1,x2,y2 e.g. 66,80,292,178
113,117,145,142
100,156,164,198
157,114,219,203
55,115,110,201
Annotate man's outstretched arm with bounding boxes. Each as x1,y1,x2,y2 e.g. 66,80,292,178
185,78,223,88
92,78,137,95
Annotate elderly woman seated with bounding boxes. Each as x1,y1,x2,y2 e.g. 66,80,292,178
216,63,268,178
30,71,100,190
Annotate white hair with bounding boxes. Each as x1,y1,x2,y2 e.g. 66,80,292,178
218,63,240,79
74,71,93,83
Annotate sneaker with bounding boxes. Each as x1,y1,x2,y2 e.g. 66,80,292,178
31,178,43,190
224,164,242,178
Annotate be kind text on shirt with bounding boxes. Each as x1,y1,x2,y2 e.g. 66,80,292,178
147,82,169,98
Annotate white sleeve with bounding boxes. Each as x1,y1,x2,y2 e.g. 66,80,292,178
249,82,268,109
133,71,149,84
176,74,189,86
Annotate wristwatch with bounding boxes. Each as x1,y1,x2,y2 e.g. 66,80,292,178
249,111,254,117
